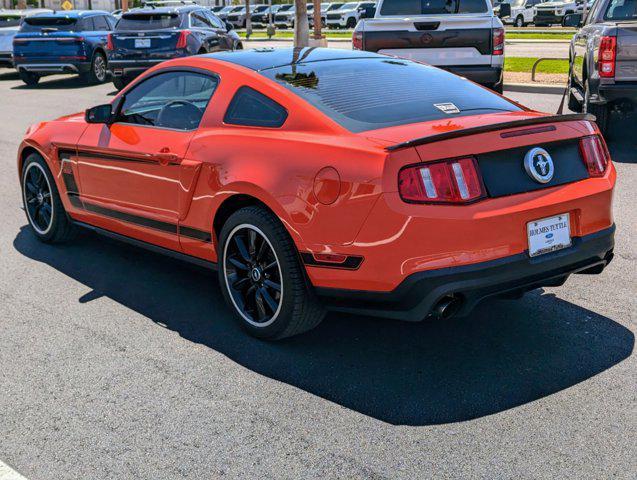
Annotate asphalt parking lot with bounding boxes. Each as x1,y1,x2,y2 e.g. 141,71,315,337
0,70,635,479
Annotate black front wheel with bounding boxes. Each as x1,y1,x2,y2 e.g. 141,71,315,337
218,206,325,340
21,153,76,243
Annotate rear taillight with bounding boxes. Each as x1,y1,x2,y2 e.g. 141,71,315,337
598,36,616,78
352,30,363,50
398,157,485,204
176,30,191,49
106,33,114,51
492,27,504,55
579,135,610,177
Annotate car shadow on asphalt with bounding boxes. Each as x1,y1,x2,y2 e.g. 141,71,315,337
9,75,106,90
13,226,634,427
604,115,637,164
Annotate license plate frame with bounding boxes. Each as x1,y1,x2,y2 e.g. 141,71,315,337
527,213,572,257
135,38,151,48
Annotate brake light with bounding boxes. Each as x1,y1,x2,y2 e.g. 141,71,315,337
598,36,616,78
352,30,363,50
106,33,114,51
492,27,504,55
176,30,191,49
398,157,485,204
579,135,610,177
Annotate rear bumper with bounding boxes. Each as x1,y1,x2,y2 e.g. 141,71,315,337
109,59,167,76
14,61,91,74
598,81,637,104
446,64,503,86
316,225,615,321
0,52,12,68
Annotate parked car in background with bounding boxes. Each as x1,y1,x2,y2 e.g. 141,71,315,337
354,0,505,92
227,4,268,28
0,9,52,68
274,4,296,28
12,10,116,86
495,0,547,26
107,5,240,90
251,4,285,26
534,0,582,25
564,0,637,132
216,5,243,21
320,1,345,24
326,1,376,28
18,48,616,339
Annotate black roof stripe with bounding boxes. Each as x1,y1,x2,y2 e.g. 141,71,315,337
203,47,384,72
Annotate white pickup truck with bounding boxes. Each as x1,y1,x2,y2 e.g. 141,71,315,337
494,0,548,27
353,0,505,92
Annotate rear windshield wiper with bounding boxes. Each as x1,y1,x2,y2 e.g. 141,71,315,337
41,27,59,33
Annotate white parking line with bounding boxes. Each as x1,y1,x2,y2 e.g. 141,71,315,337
0,461,28,480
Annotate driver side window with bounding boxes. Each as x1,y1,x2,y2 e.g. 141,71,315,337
118,71,218,131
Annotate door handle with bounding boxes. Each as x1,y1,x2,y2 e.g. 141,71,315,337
155,149,179,165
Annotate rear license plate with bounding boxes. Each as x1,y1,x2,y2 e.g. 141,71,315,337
527,214,571,257
135,38,151,48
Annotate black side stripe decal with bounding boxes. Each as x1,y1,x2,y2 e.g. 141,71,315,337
69,193,212,243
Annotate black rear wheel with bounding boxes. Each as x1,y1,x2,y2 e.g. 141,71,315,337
218,206,325,340
82,52,108,84
583,79,610,135
112,75,130,91
19,71,40,86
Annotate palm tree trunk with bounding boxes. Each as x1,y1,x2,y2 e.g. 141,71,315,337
294,0,309,48
245,0,252,38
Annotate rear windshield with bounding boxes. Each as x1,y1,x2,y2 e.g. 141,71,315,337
116,13,182,31
262,58,521,132
604,0,637,20
21,16,79,32
380,0,488,15
0,15,22,27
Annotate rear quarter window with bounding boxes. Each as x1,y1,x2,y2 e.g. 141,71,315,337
262,58,520,133
0,15,22,27
380,0,488,15
224,86,288,128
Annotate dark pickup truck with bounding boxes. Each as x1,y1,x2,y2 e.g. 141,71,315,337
565,0,637,132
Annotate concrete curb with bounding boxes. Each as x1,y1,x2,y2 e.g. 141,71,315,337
242,37,351,42
504,82,566,94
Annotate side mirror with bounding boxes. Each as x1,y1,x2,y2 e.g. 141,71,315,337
225,21,234,31
562,12,583,27
85,104,113,124
498,3,511,17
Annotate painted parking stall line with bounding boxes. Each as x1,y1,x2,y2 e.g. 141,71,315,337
0,461,29,480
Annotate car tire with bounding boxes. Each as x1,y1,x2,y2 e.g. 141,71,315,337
19,71,40,86
567,73,582,112
583,79,610,135
515,15,525,27
218,206,325,340
112,75,130,91
346,17,356,28
21,153,76,243
81,52,108,85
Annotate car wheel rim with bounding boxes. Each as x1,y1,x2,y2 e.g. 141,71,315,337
223,224,283,327
94,56,106,81
23,163,54,235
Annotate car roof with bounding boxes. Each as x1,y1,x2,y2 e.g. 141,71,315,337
30,10,111,18
205,47,384,72
126,5,202,14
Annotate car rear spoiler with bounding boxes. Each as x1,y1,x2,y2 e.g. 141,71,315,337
385,114,596,151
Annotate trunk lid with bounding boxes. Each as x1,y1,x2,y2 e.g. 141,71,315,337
13,31,86,59
110,30,182,59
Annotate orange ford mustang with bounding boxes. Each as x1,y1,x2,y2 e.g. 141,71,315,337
18,48,616,339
